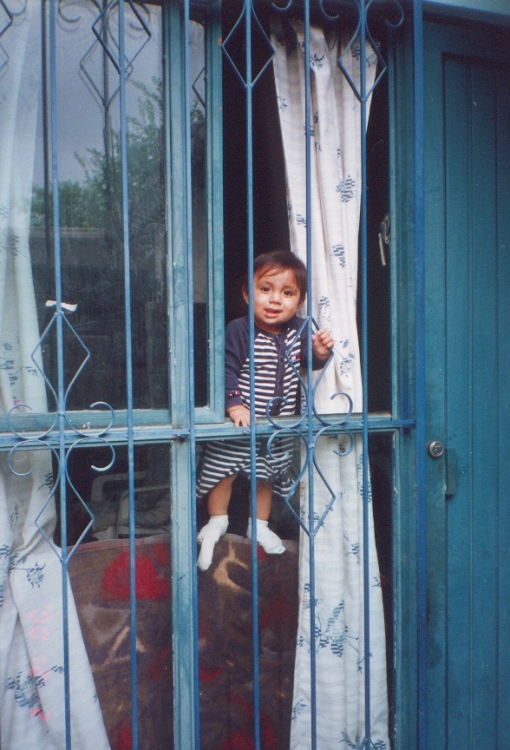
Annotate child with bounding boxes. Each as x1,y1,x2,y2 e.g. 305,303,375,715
196,250,334,571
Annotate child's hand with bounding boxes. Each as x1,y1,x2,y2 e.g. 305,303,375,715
227,404,251,427
312,328,334,360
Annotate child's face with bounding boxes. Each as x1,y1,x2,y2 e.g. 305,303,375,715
243,267,303,333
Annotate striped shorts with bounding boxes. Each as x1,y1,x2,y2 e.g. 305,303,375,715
196,434,297,501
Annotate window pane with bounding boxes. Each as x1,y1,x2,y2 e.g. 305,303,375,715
190,19,209,407
29,0,167,412
66,443,172,747
196,432,394,749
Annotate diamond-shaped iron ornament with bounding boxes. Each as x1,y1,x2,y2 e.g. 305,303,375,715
222,5,275,89
0,0,13,39
31,311,91,418
64,436,116,561
191,66,206,139
79,0,151,107
0,43,9,76
337,0,404,102
192,66,206,112
0,0,15,76
259,316,355,538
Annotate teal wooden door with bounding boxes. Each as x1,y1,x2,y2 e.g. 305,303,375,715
424,19,510,750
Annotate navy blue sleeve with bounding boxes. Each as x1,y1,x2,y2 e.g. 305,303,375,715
225,317,249,410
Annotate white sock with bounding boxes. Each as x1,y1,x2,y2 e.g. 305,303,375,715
197,514,229,571
247,518,285,555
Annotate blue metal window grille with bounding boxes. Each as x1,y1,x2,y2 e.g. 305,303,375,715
0,0,427,748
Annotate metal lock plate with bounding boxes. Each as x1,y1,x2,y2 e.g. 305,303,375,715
427,440,445,459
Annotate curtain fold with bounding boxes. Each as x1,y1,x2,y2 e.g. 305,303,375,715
0,4,110,747
272,20,389,749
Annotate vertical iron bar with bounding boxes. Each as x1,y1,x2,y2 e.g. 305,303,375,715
302,4,317,748
48,0,71,745
359,3,371,746
183,0,201,745
118,2,139,746
101,0,113,233
166,2,197,745
413,0,427,747
245,3,262,749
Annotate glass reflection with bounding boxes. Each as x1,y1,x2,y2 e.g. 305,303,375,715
29,0,167,412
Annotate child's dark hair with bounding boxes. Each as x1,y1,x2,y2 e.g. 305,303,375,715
245,250,307,304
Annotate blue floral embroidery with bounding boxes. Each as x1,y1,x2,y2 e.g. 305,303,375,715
10,504,19,531
356,452,372,503
10,231,20,257
37,472,54,493
340,733,387,750
345,537,360,563
297,586,364,663
337,175,356,202
6,666,65,711
301,581,319,611
336,339,356,376
10,554,46,588
291,698,307,721
26,563,46,588
332,244,346,267
297,39,325,69
339,733,360,749
299,504,321,528
318,295,330,314
322,601,347,657
351,44,361,60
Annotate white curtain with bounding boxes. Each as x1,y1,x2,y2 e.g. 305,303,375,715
0,4,110,748
272,20,389,749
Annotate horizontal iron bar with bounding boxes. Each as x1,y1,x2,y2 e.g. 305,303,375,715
0,414,415,449
190,0,397,14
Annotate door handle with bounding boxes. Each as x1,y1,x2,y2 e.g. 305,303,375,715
427,441,457,498
445,447,457,498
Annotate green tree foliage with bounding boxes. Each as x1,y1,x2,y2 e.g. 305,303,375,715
31,77,165,238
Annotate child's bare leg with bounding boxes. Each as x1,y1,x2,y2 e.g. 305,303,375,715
207,474,236,516
246,480,285,555
197,474,236,571
254,480,272,520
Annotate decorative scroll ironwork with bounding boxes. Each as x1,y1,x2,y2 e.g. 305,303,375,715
6,307,116,562
261,315,355,538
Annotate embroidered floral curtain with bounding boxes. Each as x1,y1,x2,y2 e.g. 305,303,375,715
272,20,389,749
0,3,109,747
